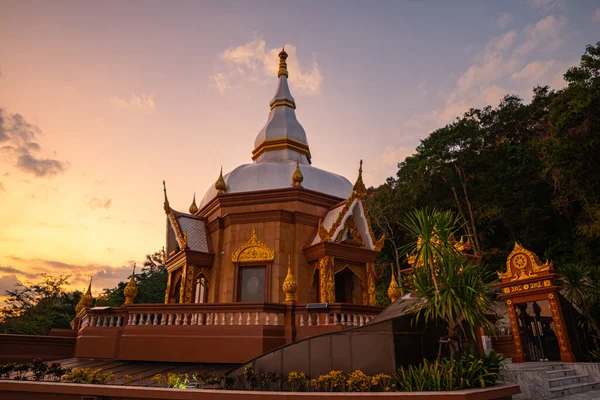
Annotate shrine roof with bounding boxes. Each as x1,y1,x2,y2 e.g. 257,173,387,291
169,210,210,253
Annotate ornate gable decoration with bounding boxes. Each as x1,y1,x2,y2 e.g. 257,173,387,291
232,227,275,263
163,181,188,251
316,160,385,251
498,243,552,282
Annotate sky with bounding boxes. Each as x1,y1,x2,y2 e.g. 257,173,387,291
0,0,599,298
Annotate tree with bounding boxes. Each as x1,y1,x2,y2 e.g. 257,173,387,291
0,274,81,335
400,208,496,356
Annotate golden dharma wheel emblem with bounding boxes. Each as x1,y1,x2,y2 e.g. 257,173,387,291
523,284,530,290
506,299,512,305
513,254,527,270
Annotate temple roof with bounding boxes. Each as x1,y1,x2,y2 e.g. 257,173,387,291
198,48,352,210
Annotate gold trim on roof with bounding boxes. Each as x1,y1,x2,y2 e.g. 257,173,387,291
498,243,552,281
231,227,275,262
163,181,188,251
278,47,288,78
252,138,312,163
189,193,198,214
215,166,227,194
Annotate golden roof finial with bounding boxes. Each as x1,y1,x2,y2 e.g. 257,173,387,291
292,160,304,187
278,47,288,78
189,193,198,214
124,263,138,305
282,255,297,302
387,265,402,303
75,277,94,315
352,160,367,198
215,166,227,194
163,180,170,213
161,246,167,264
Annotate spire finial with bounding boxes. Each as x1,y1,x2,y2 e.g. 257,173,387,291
124,263,138,305
215,166,227,193
353,159,367,198
189,192,198,214
387,264,402,303
292,159,304,187
282,254,297,302
163,180,170,212
75,277,94,315
278,47,288,78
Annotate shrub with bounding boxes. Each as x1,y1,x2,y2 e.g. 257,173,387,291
151,373,168,387
0,363,16,380
223,375,235,389
239,365,257,390
167,373,189,389
265,372,281,391
371,373,394,392
346,370,371,392
14,364,30,380
47,363,69,382
317,370,345,392
588,349,600,362
30,358,48,381
64,368,115,384
395,351,505,392
287,371,306,392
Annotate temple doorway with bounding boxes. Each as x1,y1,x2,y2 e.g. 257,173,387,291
334,268,354,303
515,300,560,362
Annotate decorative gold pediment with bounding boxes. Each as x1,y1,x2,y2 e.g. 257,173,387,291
231,228,275,262
498,243,552,281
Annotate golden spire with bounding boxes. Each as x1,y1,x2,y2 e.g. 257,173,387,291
124,264,138,305
277,47,288,78
189,193,198,214
163,180,170,213
215,166,227,194
387,265,402,303
161,246,167,265
352,160,367,198
292,160,304,187
75,277,94,315
282,255,297,302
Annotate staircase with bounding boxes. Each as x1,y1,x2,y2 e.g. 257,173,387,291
509,362,600,399
546,365,600,398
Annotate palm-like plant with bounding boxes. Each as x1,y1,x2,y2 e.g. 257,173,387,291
557,263,600,345
401,208,497,354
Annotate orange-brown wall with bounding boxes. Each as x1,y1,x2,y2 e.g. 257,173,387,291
0,334,75,363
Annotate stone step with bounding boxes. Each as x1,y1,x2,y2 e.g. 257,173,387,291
547,368,577,379
548,374,590,388
550,381,600,398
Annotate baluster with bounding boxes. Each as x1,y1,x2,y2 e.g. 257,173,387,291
354,314,358,326
199,313,204,325
265,313,270,326
146,314,151,325
211,313,217,325
152,313,157,325
160,313,166,325
299,314,305,326
207,313,212,325
317,313,321,326
222,313,226,325
274,313,279,326
255,312,260,325
126,314,131,326
359,314,364,326
116,316,121,327
229,313,234,325
325,313,329,326
238,312,243,325
246,312,251,325
166,314,172,325
109,316,114,327
89,315,95,327
101,316,106,327
182,313,188,325
174,314,180,325
308,313,313,326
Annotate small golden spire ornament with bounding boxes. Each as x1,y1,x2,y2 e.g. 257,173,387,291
282,255,297,302
292,160,304,187
352,160,367,198
215,166,227,194
75,277,94,315
387,265,402,303
278,47,288,78
124,264,138,305
161,246,167,264
163,180,170,212
189,193,198,214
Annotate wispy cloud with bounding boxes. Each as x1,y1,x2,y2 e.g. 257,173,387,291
213,36,323,95
516,15,565,55
111,93,156,111
594,9,600,23
0,109,68,177
497,13,513,28
87,197,112,210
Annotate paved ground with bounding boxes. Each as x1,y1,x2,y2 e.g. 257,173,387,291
559,390,600,400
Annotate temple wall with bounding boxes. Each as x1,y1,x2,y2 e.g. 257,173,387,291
0,334,75,363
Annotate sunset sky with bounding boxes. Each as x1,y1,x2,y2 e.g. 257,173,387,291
1,0,599,297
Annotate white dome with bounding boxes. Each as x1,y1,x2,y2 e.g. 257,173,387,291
199,161,352,209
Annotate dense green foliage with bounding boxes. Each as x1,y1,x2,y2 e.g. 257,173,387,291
0,274,81,335
394,351,504,391
0,251,167,334
369,42,600,311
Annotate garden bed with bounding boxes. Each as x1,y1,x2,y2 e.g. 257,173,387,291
0,380,520,399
